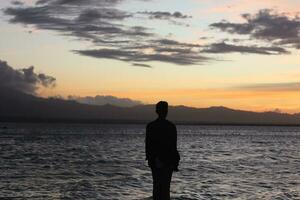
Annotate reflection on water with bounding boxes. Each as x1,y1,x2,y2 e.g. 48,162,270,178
0,123,300,199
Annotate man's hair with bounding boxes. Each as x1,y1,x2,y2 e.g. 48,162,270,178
156,101,168,117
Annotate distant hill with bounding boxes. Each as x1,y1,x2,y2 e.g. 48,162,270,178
1,87,300,125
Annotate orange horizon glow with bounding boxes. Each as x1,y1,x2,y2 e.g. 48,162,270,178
39,87,300,114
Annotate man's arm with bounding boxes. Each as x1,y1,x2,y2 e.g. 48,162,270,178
172,124,178,152
172,125,180,170
174,125,177,151
145,125,150,161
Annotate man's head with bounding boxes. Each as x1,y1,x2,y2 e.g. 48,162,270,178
156,101,168,119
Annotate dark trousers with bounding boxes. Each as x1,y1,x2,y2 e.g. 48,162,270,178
151,166,173,200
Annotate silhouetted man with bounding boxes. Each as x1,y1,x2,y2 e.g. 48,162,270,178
146,101,180,200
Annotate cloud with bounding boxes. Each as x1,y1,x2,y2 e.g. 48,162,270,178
210,9,300,49
153,39,201,47
4,0,211,66
138,11,191,24
4,0,152,47
5,3,295,65
0,59,56,94
132,63,152,68
138,11,191,20
68,95,143,107
234,82,300,91
35,0,122,6
202,42,289,55
137,11,191,26
11,1,24,5
74,37,210,66
77,8,132,21
4,5,145,37
74,48,210,66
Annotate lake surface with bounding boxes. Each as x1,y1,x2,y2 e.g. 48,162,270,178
0,123,300,200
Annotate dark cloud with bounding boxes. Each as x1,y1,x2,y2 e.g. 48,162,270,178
138,11,191,26
11,1,24,6
210,21,254,35
72,38,209,66
68,95,143,107
77,8,132,22
0,60,56,94
153,39,201,47
138,11,191,20
4,0,150,41
4,1,210,66
276,37,300,49
132,63,152,68
4,6,140,36
74,48,210,65
202,42,289,55
7,3,292,66
210,9,300,50
36,0,122,6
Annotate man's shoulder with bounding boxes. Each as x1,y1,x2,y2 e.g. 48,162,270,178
147,119,176,128
163,119,175,128
166,119,175,126
146,120,157,129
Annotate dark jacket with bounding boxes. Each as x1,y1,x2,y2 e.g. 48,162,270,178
146,118,180,170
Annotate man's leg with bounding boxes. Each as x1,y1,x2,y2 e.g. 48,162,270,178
160,167,173,200
151,167,160,200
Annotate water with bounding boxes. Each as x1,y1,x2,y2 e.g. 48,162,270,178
0,123,300,200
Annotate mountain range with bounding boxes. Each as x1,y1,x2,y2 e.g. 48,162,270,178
1,87,300,125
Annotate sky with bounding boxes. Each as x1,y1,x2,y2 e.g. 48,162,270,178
0,0,300,112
